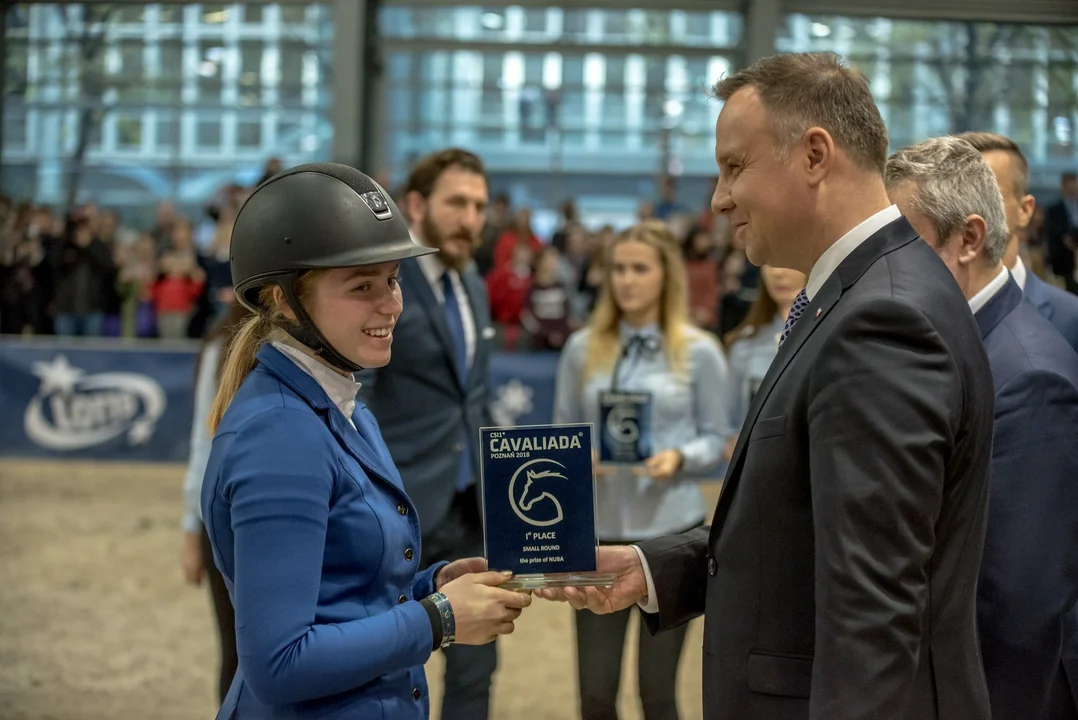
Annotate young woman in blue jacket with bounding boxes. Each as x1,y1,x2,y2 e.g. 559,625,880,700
200,163,530,719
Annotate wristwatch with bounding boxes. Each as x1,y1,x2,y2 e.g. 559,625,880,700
424,592,456,649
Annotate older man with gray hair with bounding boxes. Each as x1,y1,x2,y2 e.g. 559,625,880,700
887,136,1078,720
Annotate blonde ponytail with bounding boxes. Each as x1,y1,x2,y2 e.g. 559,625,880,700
207,312,270,433
205,271,328,434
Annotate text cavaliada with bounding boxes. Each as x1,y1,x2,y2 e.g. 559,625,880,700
488,432,583,453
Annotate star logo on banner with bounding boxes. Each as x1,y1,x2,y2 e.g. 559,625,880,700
491,379,534,427
31,355,85,395
128,420,155,445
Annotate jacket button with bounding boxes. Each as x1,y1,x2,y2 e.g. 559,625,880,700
397,503,408,516
412,687,422,700
707,557,717,576
404,548,414,561
398,594,407,604
453,442,464,452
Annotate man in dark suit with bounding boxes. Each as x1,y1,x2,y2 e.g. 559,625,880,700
541,52,995,720
959,132,1078,351
1046,173,1078,294
357,148,497,720
887,135,1078,720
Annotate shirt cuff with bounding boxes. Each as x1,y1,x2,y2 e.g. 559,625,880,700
631,544,659,615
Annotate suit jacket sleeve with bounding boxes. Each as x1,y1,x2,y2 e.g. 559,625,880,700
978,369,1078,718
222,409,434,706
636,525,711,632
807,298,963,719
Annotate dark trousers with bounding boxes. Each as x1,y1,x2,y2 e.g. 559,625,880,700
575,606,688,720
201,527,238,704
422,485,498,720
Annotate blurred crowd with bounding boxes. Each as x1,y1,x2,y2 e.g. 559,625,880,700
0,158,281,340
1,159,1073,348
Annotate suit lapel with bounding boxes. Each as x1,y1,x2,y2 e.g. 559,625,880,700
330,407,406,494
402,259,466,392
720,276,841,488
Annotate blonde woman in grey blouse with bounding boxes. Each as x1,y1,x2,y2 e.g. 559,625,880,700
553,220,734,720
722,265,806,461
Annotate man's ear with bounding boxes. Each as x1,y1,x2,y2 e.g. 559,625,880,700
801,127,836,189
1017,193,1036,232
957,214,989,266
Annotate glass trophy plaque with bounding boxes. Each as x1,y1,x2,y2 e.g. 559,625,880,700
480,423,616,590
597,390,653,465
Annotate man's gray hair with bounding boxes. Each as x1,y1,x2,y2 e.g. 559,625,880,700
884,136,1009,265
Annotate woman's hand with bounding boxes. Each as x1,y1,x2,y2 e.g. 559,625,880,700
439,571,533,645
636,449,684,481
435,557,488,591
181,530,204,586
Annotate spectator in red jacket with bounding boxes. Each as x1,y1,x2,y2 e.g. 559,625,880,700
492,208,542,274
152,243,206,339
486,241,534,350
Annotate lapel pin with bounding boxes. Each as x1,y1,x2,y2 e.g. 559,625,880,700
815,308,822,318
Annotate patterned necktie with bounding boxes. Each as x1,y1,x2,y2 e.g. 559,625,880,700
779,289,810,348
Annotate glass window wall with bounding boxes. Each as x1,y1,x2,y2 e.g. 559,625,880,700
1,2,335,220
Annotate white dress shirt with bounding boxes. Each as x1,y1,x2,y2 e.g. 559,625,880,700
633,204,904,615
806,205,903,300
968,265,1010,315
1010,256,1028,291
416,249,477,369
272,340,363,430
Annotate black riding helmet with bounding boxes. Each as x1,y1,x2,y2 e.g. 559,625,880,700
230,162,436,373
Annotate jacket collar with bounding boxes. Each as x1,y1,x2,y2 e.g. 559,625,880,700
974,274,1024,339
254,344,404,492
255,344,334,410
1023,272,1054,318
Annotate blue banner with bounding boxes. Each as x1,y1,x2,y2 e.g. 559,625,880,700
0,339,563,462
487,351,560,427
0,339,200,462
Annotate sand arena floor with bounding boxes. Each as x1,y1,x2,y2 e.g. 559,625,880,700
0,460,718,719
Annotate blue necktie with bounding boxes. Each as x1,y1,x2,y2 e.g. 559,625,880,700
441,271,472,491
779,289,810,348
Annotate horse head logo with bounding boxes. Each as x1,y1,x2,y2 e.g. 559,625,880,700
508,458,566,527
605,403,640,445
